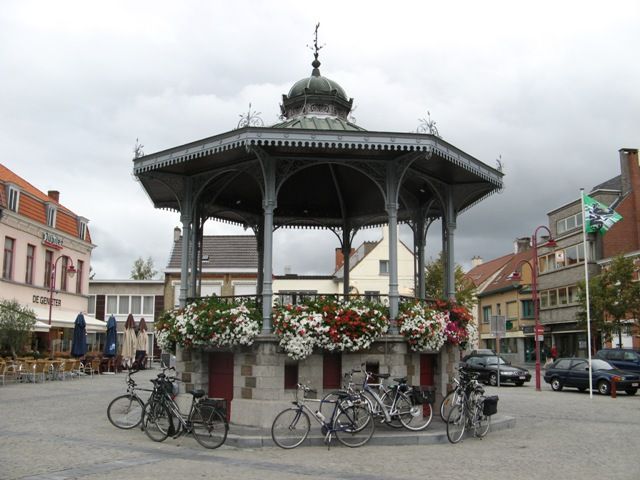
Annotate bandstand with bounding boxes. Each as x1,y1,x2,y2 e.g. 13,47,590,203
133,43,503,427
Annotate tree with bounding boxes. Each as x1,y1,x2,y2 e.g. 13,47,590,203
577,254,640,347
424,252,476,309
131,256,158,280
0,299,36,358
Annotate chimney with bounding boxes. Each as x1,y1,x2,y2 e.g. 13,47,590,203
284,265,292,275
514,237,531,253
47,190,60,203
471,256,483,268
173,226,181,242
620,148,639,197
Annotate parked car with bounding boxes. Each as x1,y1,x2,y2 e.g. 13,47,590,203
544,357,640,395
462,353,531,386
594,348,640,373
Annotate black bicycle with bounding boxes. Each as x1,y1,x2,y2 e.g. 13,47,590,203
142,372,228,449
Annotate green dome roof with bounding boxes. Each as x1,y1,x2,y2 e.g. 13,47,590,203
287,74,349,101
280,58,354,123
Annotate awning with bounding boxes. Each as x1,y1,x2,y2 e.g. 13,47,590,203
31,306,106,333
33,320,51,332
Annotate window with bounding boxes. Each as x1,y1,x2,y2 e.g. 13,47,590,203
3,237,15,280
143,296,154,315
284,363,299,389
496,304,502,316
7,186,20,211
118,296,130,315
556,212,583,235
379,260,389,275
555,359,571,369
106,295,117,315
78,219,88,240
548,290,558,307
521,299,533,318
506,301,518,320
60,256,69,291
88,295,96,315
131,296,142,315
540,285,580,310
46,204,57,228
44,250,53,288
482,306,491,324
25,244,35,284
364,290,380,302
75,260,83,294
539,244,586,273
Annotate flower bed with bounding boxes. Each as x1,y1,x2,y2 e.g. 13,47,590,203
155,297,261,352
272,297,389,360
398,299,476,352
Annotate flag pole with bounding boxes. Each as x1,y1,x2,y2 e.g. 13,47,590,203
581,188,594,399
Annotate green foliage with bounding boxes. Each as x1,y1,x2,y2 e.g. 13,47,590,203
0,299,36,358
130,256,157,280
424,252,476,309
577,255,640,345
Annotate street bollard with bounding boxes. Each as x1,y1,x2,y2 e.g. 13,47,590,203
611,377,618,398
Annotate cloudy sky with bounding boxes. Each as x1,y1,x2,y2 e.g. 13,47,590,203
1,0,638,279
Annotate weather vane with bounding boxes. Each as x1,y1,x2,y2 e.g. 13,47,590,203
417,111,441,137
495,154,503,172
237,103,264,128
307,22,325,66
133,138,144,158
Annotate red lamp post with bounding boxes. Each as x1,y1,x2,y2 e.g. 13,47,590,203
47,254,76,357
509,226,557,391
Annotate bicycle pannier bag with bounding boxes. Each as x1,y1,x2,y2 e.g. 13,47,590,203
482,395,499,416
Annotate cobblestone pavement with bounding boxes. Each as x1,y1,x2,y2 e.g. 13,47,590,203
1,366,638,480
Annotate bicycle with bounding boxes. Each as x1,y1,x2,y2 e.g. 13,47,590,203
107,369,152,429
446,372,497,444
143,371,228,449
271,383,374,449
440,366,475,422
342,365,433,431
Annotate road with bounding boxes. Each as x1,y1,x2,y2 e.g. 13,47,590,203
0,367,638,480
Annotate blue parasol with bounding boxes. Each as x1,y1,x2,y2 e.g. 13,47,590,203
104,315,117,357
70,312,87,358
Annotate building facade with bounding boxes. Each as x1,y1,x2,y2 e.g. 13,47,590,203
88,279,165,361
1,163,103,355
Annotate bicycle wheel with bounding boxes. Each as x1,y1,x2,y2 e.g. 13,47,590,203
107,394,144,429
398,392,433,431
440,390,458,422
446,404,466,444
379,390,403,429
473,404,491,438
271,408,311,449
142,401,172,442
191,406,228,449
334,404,375,447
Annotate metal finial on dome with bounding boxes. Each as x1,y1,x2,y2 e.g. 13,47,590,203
307,22,324,76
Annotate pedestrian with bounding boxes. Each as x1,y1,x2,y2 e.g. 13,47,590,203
550,344,558,360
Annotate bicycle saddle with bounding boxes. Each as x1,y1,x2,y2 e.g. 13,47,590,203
189,389,206,398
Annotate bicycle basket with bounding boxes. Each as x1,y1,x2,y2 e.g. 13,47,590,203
482,395,499,416
411,386,435,405
201,397,227,416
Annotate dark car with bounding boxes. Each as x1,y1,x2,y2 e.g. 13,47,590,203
594,348,640,373
544,357,640,395
463,354,531,386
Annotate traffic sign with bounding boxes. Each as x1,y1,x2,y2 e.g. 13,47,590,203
534,325,545,334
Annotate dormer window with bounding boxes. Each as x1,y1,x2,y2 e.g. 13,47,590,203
7,185,20,212
77,217,89,240
46,203,57,227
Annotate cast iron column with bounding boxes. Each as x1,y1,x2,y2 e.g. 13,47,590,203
179,177,193,308
386,164,400,330
444,189,456,300
261,158,277,333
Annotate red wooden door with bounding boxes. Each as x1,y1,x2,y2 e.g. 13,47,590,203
420,354,436,416
323,352,342,390
208,352,234,420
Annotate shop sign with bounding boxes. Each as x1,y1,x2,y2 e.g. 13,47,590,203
42,232,64,250
32,295,61,307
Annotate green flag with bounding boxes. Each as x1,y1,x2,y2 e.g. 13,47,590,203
583,193,622,233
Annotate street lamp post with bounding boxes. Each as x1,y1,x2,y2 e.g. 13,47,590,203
47,254,76,357
509,227,556,391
